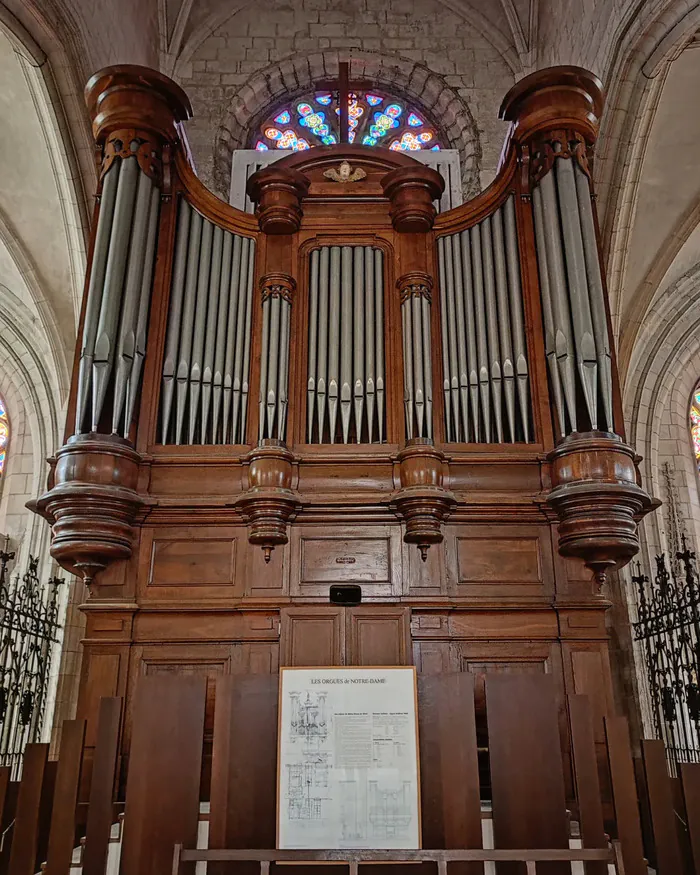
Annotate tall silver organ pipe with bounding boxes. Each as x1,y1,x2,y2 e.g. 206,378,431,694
437,194,532,443
531,151,614,436
160,199,255,444
307,246,386,444
400,274,434,441
76,149,161,437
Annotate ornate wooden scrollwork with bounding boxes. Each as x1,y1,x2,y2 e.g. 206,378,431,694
260,273,295,304
101,129,162,183
397,271,433,304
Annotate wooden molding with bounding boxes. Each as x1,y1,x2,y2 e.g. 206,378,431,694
381,164,444,233
247,166,310,234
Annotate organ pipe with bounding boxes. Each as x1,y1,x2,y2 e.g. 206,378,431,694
531,148,614,435
437,195,532,443
258,272,293,442
307,246,386,443
160,200,255,445
76,150,161,438
400,273,434,441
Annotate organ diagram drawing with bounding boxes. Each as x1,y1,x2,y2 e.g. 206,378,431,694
278,668,420,850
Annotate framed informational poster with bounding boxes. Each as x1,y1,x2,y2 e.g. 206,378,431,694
277,666,421,850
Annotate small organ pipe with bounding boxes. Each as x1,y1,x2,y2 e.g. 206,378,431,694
492,208,516,441
278,298,291,439
470,223,491,442
539,169,578,430
232,236,251,441
375,249,385,443
460,230,480,440
161,198,191,443
421,293,433,440
201,226,223,443
364,246,376,443
412,292,425,437
212,232,233,443
316,247,330,442
92,155,139,430
340,246,353,444
223,234,243,442
451,235,469,442
554,154,598,427
175,210,202,444
402,293,414,440
307,250,320,442
77,160,120,433
443,235,460,439
533,187,566,437
266,292,282,438
503,196,531,441
124,185,160,438
328,247,341,443
437,237,452,441
481,216,503,442
353,247,365,442
189,218,213,444
257,287,271,442
574,163,613,431
112,169,153,434
239,239,255,440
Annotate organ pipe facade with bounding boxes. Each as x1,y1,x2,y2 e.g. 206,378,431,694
32,65,656,798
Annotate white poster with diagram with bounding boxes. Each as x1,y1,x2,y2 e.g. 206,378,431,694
277,666,421,850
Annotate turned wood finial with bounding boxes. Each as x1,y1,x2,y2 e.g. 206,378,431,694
381,165,444,233
247,166,310,234
85,64,193,181
499,66,604,184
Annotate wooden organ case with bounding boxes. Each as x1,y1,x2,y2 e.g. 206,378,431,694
33,65,655,794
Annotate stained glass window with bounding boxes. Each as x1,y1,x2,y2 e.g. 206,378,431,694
255,90,442,153
691,388,700,466
0,398,8,478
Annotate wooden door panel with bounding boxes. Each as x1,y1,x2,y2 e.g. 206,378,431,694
347,606,411,666
280,607,344,666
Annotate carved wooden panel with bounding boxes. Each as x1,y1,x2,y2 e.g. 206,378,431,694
280,607,345,666
244,539,289,598
78,651,121,747
138,526,242,602
290,526,402,598
412,641,452,675
404,534,445,597
347,606,411,666
446,525,553,599
569,648,614,743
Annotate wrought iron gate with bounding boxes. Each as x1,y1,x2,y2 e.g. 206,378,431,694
0,550,63,776
632,535,700,765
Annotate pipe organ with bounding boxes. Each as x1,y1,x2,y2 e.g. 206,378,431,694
160,202,255,446
33,65,657,810
307,246,386,444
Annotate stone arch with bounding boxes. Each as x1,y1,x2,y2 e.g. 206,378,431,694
624,261,700,561
213,51,482,200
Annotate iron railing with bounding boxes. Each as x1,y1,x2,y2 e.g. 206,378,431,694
0,550,63,777
632,536,700,765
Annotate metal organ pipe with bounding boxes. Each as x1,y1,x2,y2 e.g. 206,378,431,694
307,246,386,443
437,195,532,443
257,266,292,442
76,149,162,438
399,275,434,441
531,148,614,435
160,201,255,445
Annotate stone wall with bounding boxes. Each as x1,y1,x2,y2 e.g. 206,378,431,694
175,0,515,198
